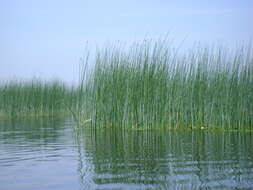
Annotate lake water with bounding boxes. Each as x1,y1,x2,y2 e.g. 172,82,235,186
0,118,253,190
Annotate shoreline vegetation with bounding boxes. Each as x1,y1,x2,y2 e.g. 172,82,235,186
1,40,253,131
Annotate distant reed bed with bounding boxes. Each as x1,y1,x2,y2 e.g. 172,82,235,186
0,80,78,118
0,40,252,130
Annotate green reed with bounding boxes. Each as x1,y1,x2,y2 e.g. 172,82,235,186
0,80,77,118
0,40,252,130
83,41,253,130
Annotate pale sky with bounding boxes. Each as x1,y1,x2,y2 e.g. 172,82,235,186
0,0,252,83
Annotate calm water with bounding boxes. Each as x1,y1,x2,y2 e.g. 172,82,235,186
0,118,253,190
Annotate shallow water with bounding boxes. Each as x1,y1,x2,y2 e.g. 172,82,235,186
0,118,252,190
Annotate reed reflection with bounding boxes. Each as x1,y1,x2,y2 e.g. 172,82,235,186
75,129,253,190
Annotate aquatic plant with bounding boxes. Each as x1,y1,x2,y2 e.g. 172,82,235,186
0,40,252,130
0,80,76,118
83,41,253,130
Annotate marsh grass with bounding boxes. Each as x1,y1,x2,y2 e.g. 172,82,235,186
0,40,252,130
83,41,253,130
0,80,76,118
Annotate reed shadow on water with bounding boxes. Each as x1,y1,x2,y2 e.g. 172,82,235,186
74,127,253,190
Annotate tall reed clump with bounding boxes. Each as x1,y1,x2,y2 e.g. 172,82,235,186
83,41,253,130
0,80,77,118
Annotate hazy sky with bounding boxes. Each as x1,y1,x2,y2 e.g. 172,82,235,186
0,0,252,83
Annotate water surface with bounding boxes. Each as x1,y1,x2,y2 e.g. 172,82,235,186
0,118,252,190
